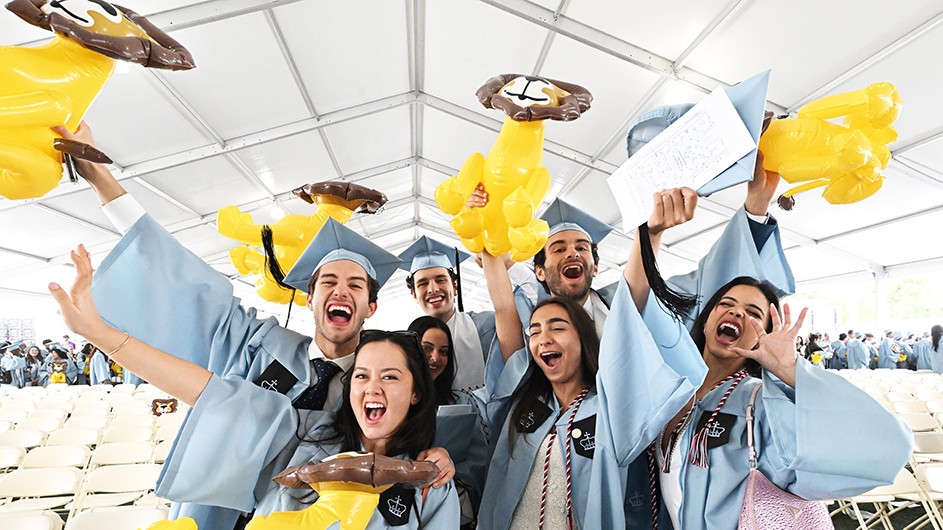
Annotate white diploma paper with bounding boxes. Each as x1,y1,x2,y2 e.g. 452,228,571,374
607,88,756,229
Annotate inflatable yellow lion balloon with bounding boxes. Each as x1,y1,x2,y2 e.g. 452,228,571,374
247,452,439,530
0,0,195,200
218,182,387,305
435,74,592,261
759,82,901,209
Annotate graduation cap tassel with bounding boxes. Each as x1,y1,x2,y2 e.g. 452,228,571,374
637,223,698,322
455,248,464,313
285,290,296,327
261,225,292,290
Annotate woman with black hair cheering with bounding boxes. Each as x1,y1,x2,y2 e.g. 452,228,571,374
627,190,912,530
473,249,705,529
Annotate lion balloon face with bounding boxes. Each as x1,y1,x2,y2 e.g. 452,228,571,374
499,76,562,108
39,0,151,39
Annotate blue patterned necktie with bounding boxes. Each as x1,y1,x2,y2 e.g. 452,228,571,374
293,358,342,410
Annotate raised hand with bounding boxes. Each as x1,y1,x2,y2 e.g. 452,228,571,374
48,244,110,341
731,303,808,388
647,187,698,236
745,150,781,217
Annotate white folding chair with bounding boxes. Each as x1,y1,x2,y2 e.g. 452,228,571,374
0,510,64,530
109,402,149,417
63,416,107,431
108,416,154,429
15,417,64,434
900,412,941,433
21,445,91,469
45,428,100,448
0,446,26,471
0,419,12,433
27,409,69,422
154,423,181,443
895,400,932,415
926,400,943,415
69,464,162,513
110,384,137,394
0,429,46,449
0,467,83,512
152,441,171,464
90,442,154,466
34,401,74,414
101,426,153,444
0,408,31,424
841,468,935,530
65,505,167,530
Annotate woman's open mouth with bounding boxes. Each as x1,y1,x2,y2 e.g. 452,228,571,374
364,402,386,424
716,321,742,346
539,351,563,370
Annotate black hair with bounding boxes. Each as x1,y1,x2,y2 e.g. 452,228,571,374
508,297,600,454
51,347,69,361
307,264,381,304
932,325,942,352
839,333,847,341
318,331,437,459
532,242,600,295
407,316,456,407
689,276,781,378
81,343,97,357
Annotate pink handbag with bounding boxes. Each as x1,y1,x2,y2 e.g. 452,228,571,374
738,385,834,529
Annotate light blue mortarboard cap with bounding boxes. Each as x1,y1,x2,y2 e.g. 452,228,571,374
283,218,402,292
397,236,470,275
626,70,771,196
540,198,613,243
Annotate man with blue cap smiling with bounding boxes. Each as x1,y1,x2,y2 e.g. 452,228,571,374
398,235,534,391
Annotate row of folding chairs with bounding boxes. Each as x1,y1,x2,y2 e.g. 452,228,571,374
0,506,169,530
0,441,172,471
0,464,165,522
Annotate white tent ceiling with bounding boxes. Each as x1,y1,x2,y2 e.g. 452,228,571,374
2,0,942,331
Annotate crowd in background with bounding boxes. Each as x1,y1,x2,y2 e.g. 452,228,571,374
0,334,128,387
798,325,943,372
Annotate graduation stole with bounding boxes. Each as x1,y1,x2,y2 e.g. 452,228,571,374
659,369,749,472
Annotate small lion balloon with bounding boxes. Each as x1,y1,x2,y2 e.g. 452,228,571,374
0,0,195,200
435,74,592,261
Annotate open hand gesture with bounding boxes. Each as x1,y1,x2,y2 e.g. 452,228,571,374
731,303,808,388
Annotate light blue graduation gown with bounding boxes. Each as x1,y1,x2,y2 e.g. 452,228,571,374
1,356,26,387
638,291,912,530
879,338,900,369
846,340,870,370
160,376,459,529
89,352,111,385
913,341,943,373
93,213,318,528
828,340,847,370
434,390,490,514
475,280,705,530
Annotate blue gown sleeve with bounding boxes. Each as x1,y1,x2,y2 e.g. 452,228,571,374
757,360,913,499
596,280,706,466
155,375,306,512
667,207,796,329
91,214,272,376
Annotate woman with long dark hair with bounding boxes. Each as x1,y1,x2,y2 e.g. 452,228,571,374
408,316,457,406
24,345,44,386
629,204,913,529
474,252,704,529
